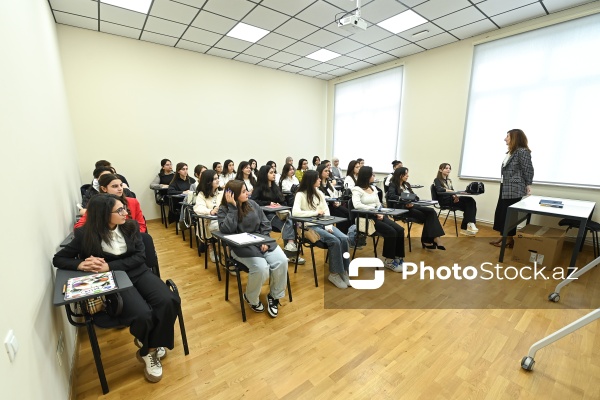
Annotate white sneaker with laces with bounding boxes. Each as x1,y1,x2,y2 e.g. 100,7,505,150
385,259,404,273
284,242,298,252
328,273,348,289
136,350,163,383
467,223,479,233
288,256,305,265
134,338,167,359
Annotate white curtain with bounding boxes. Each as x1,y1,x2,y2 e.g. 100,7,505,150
333,67,404,173
460,12,600,187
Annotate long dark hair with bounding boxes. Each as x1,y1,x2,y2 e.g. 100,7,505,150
436,163,451,182
235,161,257,188
248,159,258,172
170,162,189,184
220,180,252,222
223,159,235,176
297,170,321,210
256,165,283,203
193,164,206,181
346,160,358,183
356,166,373,189
391,167,411,191
158,158,171,176
317,164,334,192
312,156,320,167
197,170,219,198
279,163,295,189
297,158,307,171
82,194,136,256
98,174,129,216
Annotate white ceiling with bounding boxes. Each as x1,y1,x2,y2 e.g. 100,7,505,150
48,0,598,80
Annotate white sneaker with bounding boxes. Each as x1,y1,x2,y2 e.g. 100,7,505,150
284,242,298,252
209,250,216,263
461,229,476,236
467,223,479,233
288,256,305,265
328,273,348,289
136,350,163,383
134,338,167,359
385,259,404,273
341,272,351,287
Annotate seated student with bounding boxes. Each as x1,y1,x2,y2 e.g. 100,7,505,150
434,163,478,235
344,160,360,189
311,156,321,170
193,170,223,263
252,165,304,264
167,162,195,195
95,160,130,189
352,166,405,272
213,161,224,189
54,194,180,383
330,157,343,180
284,156,293,167
387,167,446,250
235,161,257,195
293,170,351,289
383,160,402,192
149,159,174,190
279,163,299,192
266,160,280,183
356,158,365,168
320,159,337,187
189,164,207,194
218,181,288,318
248,158,258,180
76,173,147,233
82,166,112,214
317,164,350,234
222,159,236,186
295,158,309,182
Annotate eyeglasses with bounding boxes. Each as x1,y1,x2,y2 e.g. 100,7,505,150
112,207,128,216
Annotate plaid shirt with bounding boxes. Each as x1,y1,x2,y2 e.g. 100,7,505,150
501,148,533,199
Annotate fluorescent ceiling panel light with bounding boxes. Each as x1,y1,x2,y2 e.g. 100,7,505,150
100,0,152,14
226,23,270,43
413,30,429,37
306,49,341,62
377,10,427,34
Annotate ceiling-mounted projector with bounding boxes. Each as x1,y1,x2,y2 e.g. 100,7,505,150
337,0,367,33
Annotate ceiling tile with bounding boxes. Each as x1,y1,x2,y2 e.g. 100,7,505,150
413,0,472,20
542,0,596,13
203,0,256,20
214,36,253,52
279,65,304,73
284,41,320,56
243,44,279,58
327,67,354,76
364,53,397,64
296,1,344,27
478,0,539,17
290,57,321,68
434,6,486,31
141,31,179,46
361,0,408,24
397,0,428,6
326,0,375,12
370,35,410,51
268,51,302,63
182,26,223,46
234,54,263,64
144,16,187,38
206,47,238,59
274,18,319,39
344,60,375,70
192,11,237,34
175,0,206,8
450,19,498,40
149,0,197,25
310,63,337,72
176,39,210,53
415,32,458,49
242,5,290,31
347,24,391,45
323,22,354,37
260,0,316,16
257,32,297,50
99,3,146,29
316,73,336,80
327,55,359,67
388,43,425,58
326,38,365,54
490,3,547,27
54,11,97,30
396,22,443,41
100,21,140,39
346,46,382,59
50,0,97,18
302,29,345,47
257,59,285,69
298,70,322,77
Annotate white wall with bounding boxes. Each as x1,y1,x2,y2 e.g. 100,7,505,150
327,2,600,225
56,26,328,220
0,1,82,398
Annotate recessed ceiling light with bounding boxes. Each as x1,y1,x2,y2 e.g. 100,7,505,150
377,10,427,34
226,23,270,43
413,30,429,38
100,0,152,14
306,49,341,63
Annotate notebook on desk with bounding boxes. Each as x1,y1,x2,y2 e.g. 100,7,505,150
64,272,118,301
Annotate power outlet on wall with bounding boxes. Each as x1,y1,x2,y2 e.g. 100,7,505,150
56,331,64,367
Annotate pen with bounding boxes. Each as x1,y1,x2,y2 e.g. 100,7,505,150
62,284,66,294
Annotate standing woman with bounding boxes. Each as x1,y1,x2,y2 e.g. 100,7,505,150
317,164,350,234
351,166,405,272
293,170,351,289
149,159,174,189
54,194,180,383
388,167,446,249
248,159,258,179
218,180,289,317
222,159,236,186
194,170,223,263
295,158,309,182
344,160,360,189
311,156,321,170
167,162,195,195
434,163,478,235
490,129,534,247
235,161,257,194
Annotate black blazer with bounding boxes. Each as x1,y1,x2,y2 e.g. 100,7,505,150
251,184,286,206
53,222,148,279
386,181,419,208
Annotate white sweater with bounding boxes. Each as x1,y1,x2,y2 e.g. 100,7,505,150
292,191,333,230
351,186,381,210
281,176,299,192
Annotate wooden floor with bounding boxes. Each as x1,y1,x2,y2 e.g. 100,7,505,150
72,218,600,399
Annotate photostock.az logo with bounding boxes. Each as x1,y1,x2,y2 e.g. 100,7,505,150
347,255,385,290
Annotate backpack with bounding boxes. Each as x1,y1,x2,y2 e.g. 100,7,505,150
465,181,485,194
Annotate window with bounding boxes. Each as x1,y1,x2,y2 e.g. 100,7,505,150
333,67,404,174
460,13,600,188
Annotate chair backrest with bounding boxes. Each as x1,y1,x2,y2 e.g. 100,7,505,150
80,184,92,197
430,184,438,202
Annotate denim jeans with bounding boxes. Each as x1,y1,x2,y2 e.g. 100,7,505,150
310,226,350,275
